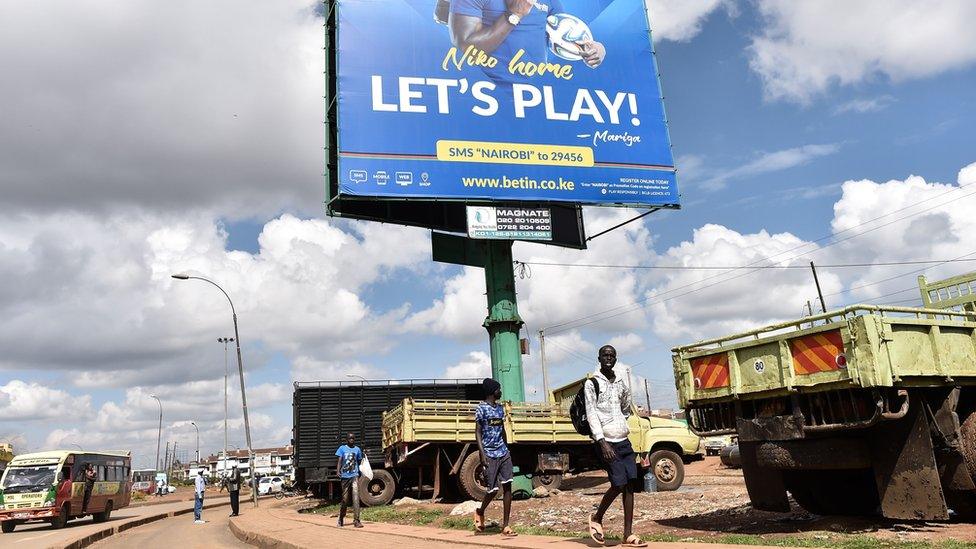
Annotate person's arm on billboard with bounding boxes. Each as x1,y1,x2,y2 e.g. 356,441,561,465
449,0,535,55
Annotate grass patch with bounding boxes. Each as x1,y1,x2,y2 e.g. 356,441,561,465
309,503,443,526
309,503,971,548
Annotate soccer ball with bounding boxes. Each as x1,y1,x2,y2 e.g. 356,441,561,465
546,13,594,62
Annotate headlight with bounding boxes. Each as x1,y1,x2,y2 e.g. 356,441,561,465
42,500,54,507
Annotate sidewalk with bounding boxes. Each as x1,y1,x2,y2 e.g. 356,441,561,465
229,500,773,549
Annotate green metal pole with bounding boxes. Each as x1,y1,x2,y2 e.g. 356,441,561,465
482,240,525,403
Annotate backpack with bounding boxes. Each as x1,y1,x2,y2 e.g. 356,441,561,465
569,377,601,436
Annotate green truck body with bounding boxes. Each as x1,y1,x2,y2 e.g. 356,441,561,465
381,377,701,502
671,272,976,520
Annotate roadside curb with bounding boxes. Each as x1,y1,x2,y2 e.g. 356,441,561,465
57,500,231,549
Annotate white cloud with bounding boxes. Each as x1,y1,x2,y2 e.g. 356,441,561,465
832,96,896,116
0,381,93,421
0,211,427,381
700,144,841,191
608,333,645,354
647,224,842,342
750,0,976,103
0,1,324,218
290,357,387,382
444,352,491,379
646,0,730,42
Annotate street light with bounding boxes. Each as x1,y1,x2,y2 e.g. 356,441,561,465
345,374,368,383
218,337,234,476
171,273,258,507
190,422,200,465
150,394,162,472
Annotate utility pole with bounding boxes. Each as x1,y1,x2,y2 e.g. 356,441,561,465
163,442,170,480
539,330,550,403
431,235,525,403
483,241,525,403
218,337,234,478
644,379,651,411
810,262,827,313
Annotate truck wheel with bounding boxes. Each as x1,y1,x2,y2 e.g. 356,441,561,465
50,505,69,529
959,408,976,479
1,521,15,533
649,450,684,491
531,473,563,491
359,469,396,507
458,452,488,501
93,501,112,523
783,469,879,516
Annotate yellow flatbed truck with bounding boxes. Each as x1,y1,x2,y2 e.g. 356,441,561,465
382,377,701,501
672,271,976,520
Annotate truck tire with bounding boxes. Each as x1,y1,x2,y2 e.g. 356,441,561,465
959,408,976,479
458,451,488,501
93,501,113,523
359,469,396,507
1,521,15,533
648,450,684,491
50,505,69,529
757,439,870,470
531,473,563,491
783,469,879,516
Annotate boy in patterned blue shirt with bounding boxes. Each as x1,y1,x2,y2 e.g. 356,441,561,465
473,377,516,536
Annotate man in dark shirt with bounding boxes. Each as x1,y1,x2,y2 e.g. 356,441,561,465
81,464,96,514
474,378,516,536
227,465,242,517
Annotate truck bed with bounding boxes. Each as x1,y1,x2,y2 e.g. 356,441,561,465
673,305,976,408
382,399,586,448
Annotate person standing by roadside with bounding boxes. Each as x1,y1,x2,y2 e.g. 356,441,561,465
335,433,364,528
473,377,516,536
193,469,206,524
227,465,242,517
81,464,96,514
584,345,646,547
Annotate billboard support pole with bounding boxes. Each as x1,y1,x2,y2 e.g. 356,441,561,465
482,240,525,403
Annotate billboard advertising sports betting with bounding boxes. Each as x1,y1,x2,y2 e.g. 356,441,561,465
335,0,678,207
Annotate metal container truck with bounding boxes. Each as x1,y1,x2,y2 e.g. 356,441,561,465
382,376,702,501
292,379,483,504
672,271,976,520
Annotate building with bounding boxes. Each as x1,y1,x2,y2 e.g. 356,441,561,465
204,445,293,479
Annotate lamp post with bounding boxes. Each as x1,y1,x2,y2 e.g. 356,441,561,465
150,394,162,472
190,422,200,465
345,374,367,383
218,337,234,477
172,273,257,507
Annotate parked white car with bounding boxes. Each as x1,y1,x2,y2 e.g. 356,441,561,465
257,476,285,495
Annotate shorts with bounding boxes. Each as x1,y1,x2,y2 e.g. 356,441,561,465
604,439,639,488
483,453,513,493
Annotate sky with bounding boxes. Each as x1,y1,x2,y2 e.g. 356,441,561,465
1,0,975,467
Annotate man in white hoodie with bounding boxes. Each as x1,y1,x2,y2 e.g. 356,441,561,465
584,345,645,547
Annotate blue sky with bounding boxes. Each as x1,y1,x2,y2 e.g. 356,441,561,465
1,0,975,461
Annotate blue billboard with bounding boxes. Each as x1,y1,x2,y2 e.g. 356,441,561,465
335,0,678,207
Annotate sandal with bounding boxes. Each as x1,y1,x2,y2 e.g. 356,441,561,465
588,514,605,545
473,509,485,532
502,526,518,537
623,534,647,547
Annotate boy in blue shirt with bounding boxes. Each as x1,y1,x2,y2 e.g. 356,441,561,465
473,377,516,536
335,432,364,528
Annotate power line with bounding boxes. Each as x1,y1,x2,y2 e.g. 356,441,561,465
517,258,976,271
542,183,976,334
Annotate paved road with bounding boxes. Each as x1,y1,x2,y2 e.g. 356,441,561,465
91,508,245,549
2,497,227,548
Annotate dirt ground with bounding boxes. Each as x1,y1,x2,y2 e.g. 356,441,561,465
390,457,976,546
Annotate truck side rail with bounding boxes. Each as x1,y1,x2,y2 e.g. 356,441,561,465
672,304,976,353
